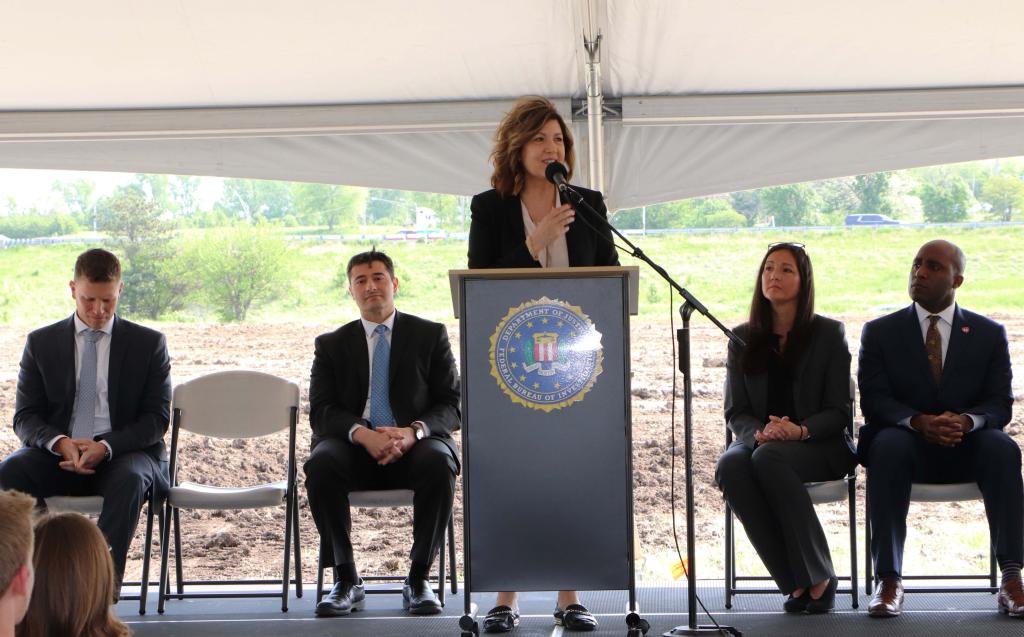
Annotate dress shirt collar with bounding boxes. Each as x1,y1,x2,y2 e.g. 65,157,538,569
73,312,114,336
913,302,955,327
359,309,397,338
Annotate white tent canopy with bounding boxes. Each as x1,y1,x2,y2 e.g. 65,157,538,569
2,0,1023,209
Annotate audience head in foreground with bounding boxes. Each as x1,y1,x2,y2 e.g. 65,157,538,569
17,512,130,637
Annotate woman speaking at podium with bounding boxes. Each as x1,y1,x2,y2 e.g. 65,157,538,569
716,243,857,614
467,96,618,632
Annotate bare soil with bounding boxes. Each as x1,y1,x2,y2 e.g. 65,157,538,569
0,315,1021,585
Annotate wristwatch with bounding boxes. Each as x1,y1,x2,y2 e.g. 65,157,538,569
414,422,426,441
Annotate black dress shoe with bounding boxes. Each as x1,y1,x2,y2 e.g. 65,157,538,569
403,578,442,615
554,603,598,631
482,605,520,633
315,579,366,617
805,576,838,614
783,589,810,613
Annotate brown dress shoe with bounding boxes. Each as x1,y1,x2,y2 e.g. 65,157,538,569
868,576,904,618
998,575,1024,618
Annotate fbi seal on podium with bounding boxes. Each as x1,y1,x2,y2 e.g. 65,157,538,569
489,296,603,412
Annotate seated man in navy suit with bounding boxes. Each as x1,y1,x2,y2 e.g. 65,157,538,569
0,248,171,595
858,240,1021,618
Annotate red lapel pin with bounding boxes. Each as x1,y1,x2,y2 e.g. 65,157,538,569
961,326,970,333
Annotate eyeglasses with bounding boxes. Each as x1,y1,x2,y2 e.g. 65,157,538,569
768,242,806,250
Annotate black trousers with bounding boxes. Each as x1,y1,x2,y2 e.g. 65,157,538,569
303,437,457,579
716,438,856,593
866,426,1024,576
0,446,168,582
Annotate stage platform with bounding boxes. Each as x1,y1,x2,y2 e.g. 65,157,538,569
119,581,1019,636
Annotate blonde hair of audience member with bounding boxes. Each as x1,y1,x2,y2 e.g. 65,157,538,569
0,490,35,637
16,513,130,637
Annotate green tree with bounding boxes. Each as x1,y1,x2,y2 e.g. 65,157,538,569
916,176,972,223
219,179,293,223
760,183,819,226
189,226,290,321
292,182,367,230
729,190,762,226
365,189,415,225
813,178,859,224
99,188,186,318
979,174,1024,222
52,179,98,229
852,173,893,215
170,175,202,219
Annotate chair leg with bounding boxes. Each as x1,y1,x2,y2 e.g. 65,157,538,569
864,487,873,596
138,493,156,615
157,502,173,614
316,543,325,605
448,514,457,594
292,493,303,598
849,477,859,609
437,517,446,606
724,506,733,609
173,508,184,597
282,494,293,612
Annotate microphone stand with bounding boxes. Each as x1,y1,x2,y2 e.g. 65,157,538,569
559,184,744,637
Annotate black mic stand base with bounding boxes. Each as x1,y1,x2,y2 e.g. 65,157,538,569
663,625,743,636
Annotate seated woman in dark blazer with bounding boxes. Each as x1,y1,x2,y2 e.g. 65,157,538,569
469,96,617,633
716,242,856,614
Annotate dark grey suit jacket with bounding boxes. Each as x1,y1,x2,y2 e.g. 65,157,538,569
307,310,462,467
724,315,854,458
467,186,620,269
13,314,172,461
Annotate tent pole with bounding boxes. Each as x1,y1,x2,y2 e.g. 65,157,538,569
583,32,604,194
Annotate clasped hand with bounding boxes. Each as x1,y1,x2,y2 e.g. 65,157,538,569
755,415,802,444
911,411,970,447
354,426,416,466
56,437,107,474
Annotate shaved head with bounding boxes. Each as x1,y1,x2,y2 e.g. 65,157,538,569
919,239,966,276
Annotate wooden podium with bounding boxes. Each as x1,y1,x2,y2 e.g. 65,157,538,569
449,266,643,634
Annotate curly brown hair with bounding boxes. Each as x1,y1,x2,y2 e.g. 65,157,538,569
490,96,575,196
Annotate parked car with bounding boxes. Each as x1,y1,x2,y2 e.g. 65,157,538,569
844,213,900,226
383,229,447,242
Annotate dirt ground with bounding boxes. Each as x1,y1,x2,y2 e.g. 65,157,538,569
0,315,1021,586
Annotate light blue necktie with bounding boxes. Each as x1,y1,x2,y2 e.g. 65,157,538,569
71,329,103,440
369,324,395,427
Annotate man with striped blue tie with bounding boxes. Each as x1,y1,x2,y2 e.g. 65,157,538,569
305,250,461,619
0,248,171,596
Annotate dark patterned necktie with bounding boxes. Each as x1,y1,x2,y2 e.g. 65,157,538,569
925,315,942,384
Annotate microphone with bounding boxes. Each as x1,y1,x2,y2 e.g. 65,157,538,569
544,161,570,192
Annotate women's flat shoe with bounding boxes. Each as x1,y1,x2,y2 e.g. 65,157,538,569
482,605,520,633
554,603,598,631
783,589,810,613
805,576,838,614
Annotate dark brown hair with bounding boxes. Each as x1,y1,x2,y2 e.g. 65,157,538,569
489,96,575,196
74,248,121,283
742,243,816,373
17,513,130,637
346,249,395,280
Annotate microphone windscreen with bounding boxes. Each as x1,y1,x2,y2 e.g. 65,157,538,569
545,161,568,185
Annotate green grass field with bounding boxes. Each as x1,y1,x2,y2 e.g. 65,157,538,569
1,224,1021,325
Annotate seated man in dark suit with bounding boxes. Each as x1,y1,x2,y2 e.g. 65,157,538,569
304,249,460,618
0,248,171,593
858,239,1021,618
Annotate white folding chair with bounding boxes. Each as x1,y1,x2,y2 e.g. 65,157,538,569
156,370,303,613
44,490,163,615
314,489,456,606
865,481,997,594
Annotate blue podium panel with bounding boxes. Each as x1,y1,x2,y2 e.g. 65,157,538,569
460,272,632,592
